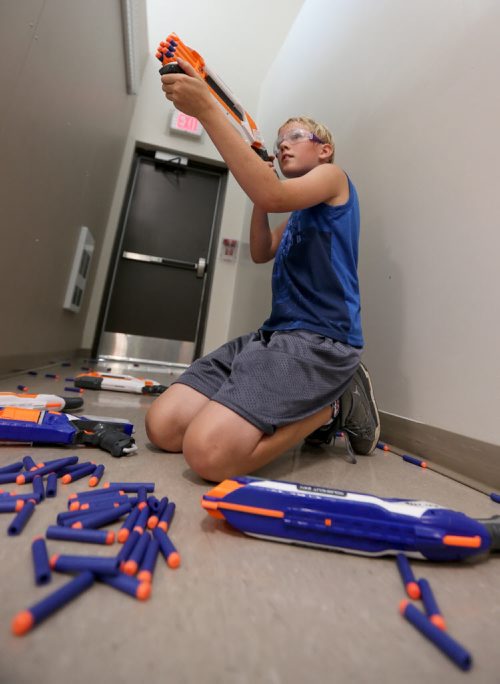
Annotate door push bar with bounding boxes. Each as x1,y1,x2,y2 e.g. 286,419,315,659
122,250,206,278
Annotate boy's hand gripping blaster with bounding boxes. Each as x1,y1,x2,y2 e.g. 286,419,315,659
156,33,271,161
202,477,500,563
0,392,83,412
74,372,167,395
0,407,137,457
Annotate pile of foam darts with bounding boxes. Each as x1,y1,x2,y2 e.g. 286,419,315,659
0,457,178,635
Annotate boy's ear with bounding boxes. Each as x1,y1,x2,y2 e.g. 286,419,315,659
318,143,333,163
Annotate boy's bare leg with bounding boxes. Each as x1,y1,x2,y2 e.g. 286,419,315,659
145,384,210,452
183,401,332,482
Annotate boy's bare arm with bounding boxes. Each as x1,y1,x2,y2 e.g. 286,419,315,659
250,208,288,263
161,61,344,212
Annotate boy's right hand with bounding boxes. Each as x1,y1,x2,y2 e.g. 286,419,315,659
160,59,214,120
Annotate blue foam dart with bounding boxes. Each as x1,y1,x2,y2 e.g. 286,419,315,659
122,530,150,575
399,600,471,670
98,572,151,600
8,500,36,535
137,538,160,583
76,495,130,513
116,529,141,567
22,456,38,471
157,501,175,532
201,476,500,562
0,461,24,474
31,537,51,585
67,487,126,505
133,507,150,534
46,525,115,545
51,553,120,575
32,475,45,501
418,578,447,630
0,472,20,485
89,464,105,488
103,482,155,493
46,473,58,498
61,463,97,484
117,507,141,543
396,554,420,599
70,502,132,530
153,527,181,569
0,499,25,514
11,570,95,636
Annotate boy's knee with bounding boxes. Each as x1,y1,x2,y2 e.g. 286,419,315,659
145,407,183,453
182,429,231,482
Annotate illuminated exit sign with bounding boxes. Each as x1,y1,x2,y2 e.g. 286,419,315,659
170,110,203,137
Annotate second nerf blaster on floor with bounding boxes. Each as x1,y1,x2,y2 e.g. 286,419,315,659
0,407,137,457
74,372,167,395
202,477,500,563
156,33,271,161
0,392,84,412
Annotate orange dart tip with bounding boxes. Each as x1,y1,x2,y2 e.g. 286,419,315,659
430,615,447,631
136,582,151,601
407,581,421,600
167,552,181,569
117,529,129,543
11,610,35,636
137,570,152,583
399,599,409,615
123,560,138,576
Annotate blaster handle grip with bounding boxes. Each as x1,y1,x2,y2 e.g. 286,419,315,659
477,515,500,551
159,63,184,76
252,146,272,163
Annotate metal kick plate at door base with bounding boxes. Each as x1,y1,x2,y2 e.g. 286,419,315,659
122,251,206,278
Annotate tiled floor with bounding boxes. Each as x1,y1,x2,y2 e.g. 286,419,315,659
0,359,499,683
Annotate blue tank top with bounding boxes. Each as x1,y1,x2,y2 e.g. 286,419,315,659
261,176,364,347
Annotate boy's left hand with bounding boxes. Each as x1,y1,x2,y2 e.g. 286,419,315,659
160,59,213,119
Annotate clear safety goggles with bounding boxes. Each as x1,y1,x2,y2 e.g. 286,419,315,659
273,128,325,156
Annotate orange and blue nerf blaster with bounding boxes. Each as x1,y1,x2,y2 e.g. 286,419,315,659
74,371,167,395
156,33,271,161
0,406,136,457
0,392,83,411
202,476,500,562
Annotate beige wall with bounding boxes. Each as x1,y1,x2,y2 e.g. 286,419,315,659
82,0,305,355
0,0,148,372
230,0,500,445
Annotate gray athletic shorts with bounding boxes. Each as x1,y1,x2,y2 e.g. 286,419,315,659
173,329,363,435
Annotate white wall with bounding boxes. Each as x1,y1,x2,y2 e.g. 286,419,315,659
0,0,148,373
231,0,500,445
83,0,304,355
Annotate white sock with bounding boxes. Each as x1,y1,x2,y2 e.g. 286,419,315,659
322,400,340,425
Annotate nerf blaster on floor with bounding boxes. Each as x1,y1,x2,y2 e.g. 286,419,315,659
202,477,500,563
74,372,167,395
0,392,83,412
0,407,137,457
156,33,271,161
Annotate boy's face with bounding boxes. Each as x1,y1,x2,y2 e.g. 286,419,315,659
274,123,331,177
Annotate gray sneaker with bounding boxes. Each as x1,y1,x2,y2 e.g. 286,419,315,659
340,362,380,455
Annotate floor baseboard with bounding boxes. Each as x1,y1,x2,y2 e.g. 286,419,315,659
380,411,500,492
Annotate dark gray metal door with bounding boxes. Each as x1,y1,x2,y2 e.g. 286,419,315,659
95,151,226,366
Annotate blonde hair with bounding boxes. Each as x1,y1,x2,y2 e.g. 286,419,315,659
279,116,335,163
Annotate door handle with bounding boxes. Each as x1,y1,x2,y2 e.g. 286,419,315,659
196,257,206,278
122,251,207,278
